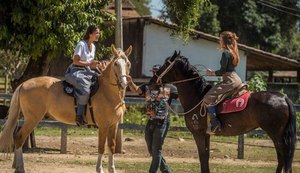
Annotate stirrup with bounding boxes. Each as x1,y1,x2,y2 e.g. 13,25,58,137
75,116,86,126
206,122,221,135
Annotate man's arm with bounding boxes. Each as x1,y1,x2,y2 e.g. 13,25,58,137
127,76,143,95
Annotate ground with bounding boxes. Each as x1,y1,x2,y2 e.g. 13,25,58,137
0,135,299,173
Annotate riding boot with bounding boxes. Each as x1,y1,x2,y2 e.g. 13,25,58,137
206,107,221,134
76,104,86,126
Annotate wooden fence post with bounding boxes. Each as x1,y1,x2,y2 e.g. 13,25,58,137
237,134,244,159
60,126,68,154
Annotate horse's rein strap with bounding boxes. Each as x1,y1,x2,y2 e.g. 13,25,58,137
166,99,205,116
156,59,177,84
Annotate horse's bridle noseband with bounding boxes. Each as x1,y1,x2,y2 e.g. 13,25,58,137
156,58,178,85
155,57,201,86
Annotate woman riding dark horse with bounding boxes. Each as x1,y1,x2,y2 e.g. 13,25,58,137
203,31,242,134
151,51,297,173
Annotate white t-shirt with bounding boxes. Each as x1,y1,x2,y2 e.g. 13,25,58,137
73,40,95,63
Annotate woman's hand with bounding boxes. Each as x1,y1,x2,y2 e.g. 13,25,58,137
126,75,133,83
93,61,107,72
89,60,99,69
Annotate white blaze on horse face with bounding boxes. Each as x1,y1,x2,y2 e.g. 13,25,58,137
116,57,128,88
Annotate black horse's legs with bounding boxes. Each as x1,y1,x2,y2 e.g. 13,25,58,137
193,132,210,173
274,142,284,173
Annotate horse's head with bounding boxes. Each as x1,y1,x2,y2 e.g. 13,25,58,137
151,51,197,84
150,51,211,97
105,44,132,89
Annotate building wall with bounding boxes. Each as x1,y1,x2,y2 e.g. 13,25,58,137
142,23,247,81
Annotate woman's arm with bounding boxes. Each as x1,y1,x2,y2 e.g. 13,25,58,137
72,55,99,68
207,52,229,76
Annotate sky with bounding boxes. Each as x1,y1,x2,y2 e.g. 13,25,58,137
148,0,164,17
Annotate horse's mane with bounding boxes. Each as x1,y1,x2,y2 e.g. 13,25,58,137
165,54,212,98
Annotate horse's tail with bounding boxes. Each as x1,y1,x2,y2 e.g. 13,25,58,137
283,97,297,172
0,84,22,153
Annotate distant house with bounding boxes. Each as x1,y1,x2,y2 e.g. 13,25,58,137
106,0,140,18
273,71,297,83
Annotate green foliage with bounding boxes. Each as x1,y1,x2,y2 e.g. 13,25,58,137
162,0,210,41
130,0,151,16
124,104,147,125
124,104,186,126
247,72,267,92
162,0,300,58
195,3,220,36
277,31,300,60
0,0,114,59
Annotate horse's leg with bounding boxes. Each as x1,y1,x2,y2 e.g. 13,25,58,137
12,147,24,173
274,141,284,173
107,124,118,173
108,149,116,173
96,154,105,173
96,127,108,173
13,120,40,173
193,131,210,173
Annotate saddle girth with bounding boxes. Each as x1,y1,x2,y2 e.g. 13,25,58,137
63,78,99,125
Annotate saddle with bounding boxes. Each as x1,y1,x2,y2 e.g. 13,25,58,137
217,83,251,114
62,75,99,125
62,75,99,97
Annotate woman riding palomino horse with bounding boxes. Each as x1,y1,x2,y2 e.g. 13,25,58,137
204,31,242,134
152,50,297,173
65,25,106,126
0,44,132,173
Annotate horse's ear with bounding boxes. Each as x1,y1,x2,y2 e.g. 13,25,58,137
170,50,177,61
178,51,181,56
125,45,132,57
172,51,177,58
111,44,119,57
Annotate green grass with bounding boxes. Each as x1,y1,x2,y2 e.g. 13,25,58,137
62,159,299,173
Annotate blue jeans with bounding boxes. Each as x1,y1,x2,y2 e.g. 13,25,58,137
145,118,171,173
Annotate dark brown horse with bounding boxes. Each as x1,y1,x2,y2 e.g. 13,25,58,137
151,51,297,173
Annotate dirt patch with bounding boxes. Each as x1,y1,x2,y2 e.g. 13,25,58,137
0,136,299,173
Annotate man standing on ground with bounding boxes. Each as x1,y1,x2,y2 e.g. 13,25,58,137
127,64,178,173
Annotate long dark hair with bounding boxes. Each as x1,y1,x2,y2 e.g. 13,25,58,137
82,25,99,40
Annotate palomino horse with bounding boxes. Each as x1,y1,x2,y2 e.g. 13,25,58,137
151,51,297,173
0,45,132,173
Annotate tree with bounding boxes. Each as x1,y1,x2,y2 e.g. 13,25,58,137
162,0,300,58
0,50,29,80
162,0,210,40
0,0,115,89
130,0,151,16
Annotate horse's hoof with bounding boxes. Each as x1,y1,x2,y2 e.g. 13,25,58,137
14,169,25,173
96,167,105,173
108,167,116,173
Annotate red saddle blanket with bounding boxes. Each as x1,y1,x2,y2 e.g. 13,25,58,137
218,91,251,114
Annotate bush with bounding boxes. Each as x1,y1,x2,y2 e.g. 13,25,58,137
247,72,267,92
124,104,186,126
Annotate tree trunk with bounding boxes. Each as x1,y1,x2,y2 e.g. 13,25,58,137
11,53,50,91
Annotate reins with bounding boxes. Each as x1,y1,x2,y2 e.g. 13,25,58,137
155,57,208,116
166,99,206,116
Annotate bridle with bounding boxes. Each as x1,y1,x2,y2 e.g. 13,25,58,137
110,55,130,90
156,57,201,86
155,56,206,116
